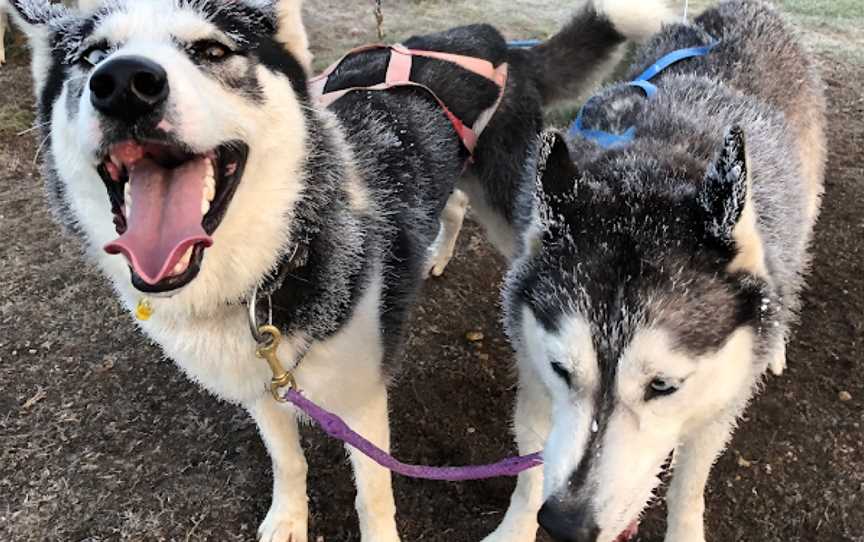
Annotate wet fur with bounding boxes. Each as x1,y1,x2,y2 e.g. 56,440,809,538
494,1,826,541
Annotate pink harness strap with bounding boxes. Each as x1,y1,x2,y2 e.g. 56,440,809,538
308,44,509,157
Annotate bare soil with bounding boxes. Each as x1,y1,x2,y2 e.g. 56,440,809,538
0,3,862,541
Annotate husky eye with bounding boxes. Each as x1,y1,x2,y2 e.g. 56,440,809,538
647,378,680,399
81,46,110,67
550,361,572,387
192,40,233,62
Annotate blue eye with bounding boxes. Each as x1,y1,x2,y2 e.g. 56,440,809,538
82,47,109,67
647,378,680,398
550,361,572,387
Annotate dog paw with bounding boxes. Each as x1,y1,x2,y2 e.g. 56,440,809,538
0,51,6,67
768,342,787,376
424,248,455,278
257,506,308,542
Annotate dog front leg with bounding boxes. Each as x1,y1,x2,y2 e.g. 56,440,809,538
482,366,551,542
664,418,735,542
248,396,310,542
338,381,400,542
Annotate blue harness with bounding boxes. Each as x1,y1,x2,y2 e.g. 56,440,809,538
507,39,543,49
568,43,718,148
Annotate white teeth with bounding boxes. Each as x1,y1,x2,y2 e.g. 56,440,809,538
203,163,216,208
110,154,122,169
172,247,194,276
204,179,216,202
124,183,132,214
172,260,188,276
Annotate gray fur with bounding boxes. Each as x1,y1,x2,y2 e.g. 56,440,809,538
502,1,826,538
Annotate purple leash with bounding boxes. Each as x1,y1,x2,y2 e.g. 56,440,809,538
248,289,542,482
283,389,543,481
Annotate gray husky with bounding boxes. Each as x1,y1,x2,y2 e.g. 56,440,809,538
4,0,665,539
487,1,826,541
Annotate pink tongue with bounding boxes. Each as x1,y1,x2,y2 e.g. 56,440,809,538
615,521,639,542
104,157,213,285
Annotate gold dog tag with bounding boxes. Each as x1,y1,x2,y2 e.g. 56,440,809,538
135,298,154,321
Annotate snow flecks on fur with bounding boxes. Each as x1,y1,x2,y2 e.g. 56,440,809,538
500,1,825,539
700,126,748,244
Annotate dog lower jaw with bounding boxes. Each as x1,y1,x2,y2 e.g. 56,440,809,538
614,521,639,542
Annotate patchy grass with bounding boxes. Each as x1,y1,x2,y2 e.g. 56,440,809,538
306,0,572,67
0,103,33,137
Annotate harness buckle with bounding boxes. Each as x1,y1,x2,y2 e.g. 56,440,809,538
255,324,296,402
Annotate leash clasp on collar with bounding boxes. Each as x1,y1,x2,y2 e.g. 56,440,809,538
255,324,296,402
249,285,295,402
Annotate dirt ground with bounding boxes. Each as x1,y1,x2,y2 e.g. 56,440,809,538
0,1,862,541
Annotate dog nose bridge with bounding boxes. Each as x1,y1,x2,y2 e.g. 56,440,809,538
89,55,169,122
538,496,599,542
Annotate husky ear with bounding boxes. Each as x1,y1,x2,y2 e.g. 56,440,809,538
701,126,768,277
537,130,581,209
534,130,582,252
273,0,312,71
4,0,67,96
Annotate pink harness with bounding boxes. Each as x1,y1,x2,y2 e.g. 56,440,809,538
309,44,509,157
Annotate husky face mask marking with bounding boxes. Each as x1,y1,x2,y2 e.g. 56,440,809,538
506,131,775,541
16,0,308,302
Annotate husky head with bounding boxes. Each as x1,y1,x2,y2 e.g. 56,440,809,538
507,131,777,541
9,0,313,311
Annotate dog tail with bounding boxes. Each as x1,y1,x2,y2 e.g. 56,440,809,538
534,0,675,105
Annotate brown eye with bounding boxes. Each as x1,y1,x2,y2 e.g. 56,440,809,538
192,41,232,62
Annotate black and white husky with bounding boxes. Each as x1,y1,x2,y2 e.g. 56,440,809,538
5,0,666,539
488,1,826,541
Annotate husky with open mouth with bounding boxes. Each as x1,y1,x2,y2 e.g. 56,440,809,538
488,1,826,541
5,0,668,539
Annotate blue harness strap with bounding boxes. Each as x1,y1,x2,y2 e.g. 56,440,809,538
569,42,718,148
508,39,542,49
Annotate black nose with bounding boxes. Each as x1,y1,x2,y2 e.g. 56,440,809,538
538,498,599,542
89,56,169,122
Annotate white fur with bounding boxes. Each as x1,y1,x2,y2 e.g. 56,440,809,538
493,304,762,540
425,188,469,277
0,5,7,66
594,0,676,42
275,0,312,72
457,176,519,259
481,361,551,542
29,1,397,539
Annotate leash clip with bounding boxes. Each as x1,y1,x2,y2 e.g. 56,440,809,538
255,324,296,402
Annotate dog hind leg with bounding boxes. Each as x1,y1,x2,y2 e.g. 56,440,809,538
664,417,736,542
0,8,7,67
768,339,787,376
482,366,552,542
425,189,469,277
248,397,310,542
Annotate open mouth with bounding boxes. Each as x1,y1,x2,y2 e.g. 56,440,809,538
614,521,639,542
99,139,248,293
